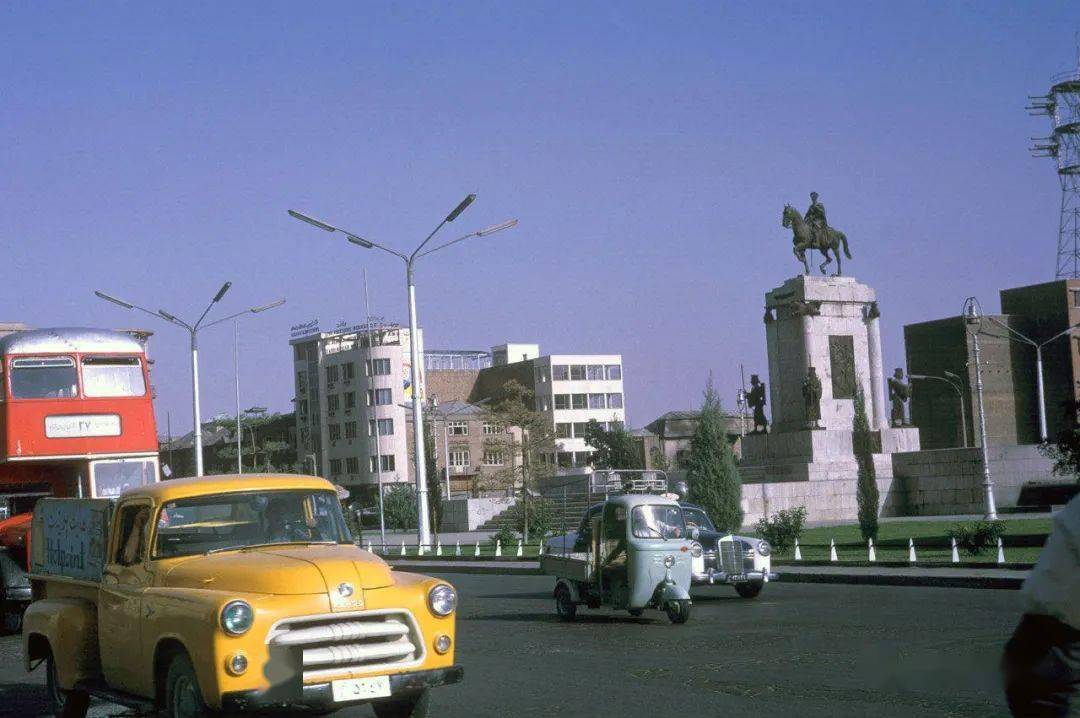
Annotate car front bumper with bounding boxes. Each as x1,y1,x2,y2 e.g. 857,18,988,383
220,665,464,713
691,569,779,586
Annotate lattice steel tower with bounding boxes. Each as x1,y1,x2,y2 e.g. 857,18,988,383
1029,49,1080,278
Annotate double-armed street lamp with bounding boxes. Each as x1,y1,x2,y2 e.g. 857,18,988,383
909,371,969,448
288,196,518,549
95,286,285,477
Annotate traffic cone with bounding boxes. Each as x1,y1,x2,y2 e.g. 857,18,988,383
829,539,838,562
436,542,442,557
997,537,1006,564
400,540,406,556
951,537,960,563
908,538,917,563
455,541,461,557
794,538,802,561
516,540,523,557
495,540,502,557
538,542,544,556
868,538,876,562
474,541,480,557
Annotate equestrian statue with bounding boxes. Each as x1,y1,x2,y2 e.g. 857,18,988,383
781,191,852,276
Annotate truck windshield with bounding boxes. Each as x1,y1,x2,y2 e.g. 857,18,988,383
154,490,351,558
631,504,686,540
92,459,157,498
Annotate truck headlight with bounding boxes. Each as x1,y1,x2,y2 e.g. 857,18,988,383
221,600,254,636
690,542,703,558
757,540,771,557
428,584,457,616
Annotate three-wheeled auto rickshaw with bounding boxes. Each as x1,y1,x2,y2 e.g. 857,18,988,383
540,480,694,624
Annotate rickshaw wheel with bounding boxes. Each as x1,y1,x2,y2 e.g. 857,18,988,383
555,585,577,621
665,599,691,624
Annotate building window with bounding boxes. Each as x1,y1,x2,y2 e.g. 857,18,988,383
552,365,569,381
449,449,470,468
368,388,392,406
587,365,605,380
482,450,505,466
370,454,396,472
588,393,606,409
346,457,360,474
448,421,468,436
537,367,550,383
483,422,502,435
557,451,573,468
297,370,308,393
367,358,391,376
1074,289,1080,308
539,396,551,411
605,364,622,380
328,423,341,441
344,391,356,409
606,393,624,409
369,418,394,436
326,365,340,383
327,394,340,412
556,422,572,439
554,394,570,410
571,394,587,409
572,422,589,438
329,459,342,475
343,363,355,381
345,421,358,439
573,451,592,468
570,365,586,380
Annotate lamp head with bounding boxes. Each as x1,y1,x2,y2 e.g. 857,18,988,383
445,194,476,222
288,209,337,232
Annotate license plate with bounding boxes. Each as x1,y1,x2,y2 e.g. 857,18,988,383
332,676,392,702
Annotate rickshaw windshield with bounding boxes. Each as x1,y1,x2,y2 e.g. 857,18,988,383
631,504,686,540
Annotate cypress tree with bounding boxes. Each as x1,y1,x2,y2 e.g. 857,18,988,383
854,386,879,541
687,376,743,532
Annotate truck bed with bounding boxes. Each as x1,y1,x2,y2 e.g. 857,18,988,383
540,551,592,582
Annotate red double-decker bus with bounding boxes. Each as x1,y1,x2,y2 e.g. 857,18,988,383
0,327,159,630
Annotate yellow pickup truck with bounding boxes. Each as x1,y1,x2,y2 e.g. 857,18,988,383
22,474,461,718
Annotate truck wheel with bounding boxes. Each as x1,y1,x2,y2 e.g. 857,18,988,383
735,581,764,599
665,599,691,625
373,689,430,718
165,652,214,718
46,652,90,718
555,585,577,621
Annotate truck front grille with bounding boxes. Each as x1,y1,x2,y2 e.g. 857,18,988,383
267,609,424,683
719,541,743,575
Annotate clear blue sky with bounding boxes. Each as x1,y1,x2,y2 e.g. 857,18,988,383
2,2,1075,433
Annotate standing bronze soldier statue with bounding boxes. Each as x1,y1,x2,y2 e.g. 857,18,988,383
887,368,911,427
802,366,823,429
747,374,768,434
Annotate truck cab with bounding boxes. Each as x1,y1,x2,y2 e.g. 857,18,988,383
23,474,461,718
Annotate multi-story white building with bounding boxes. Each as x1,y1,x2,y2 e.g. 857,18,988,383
290,322,423,496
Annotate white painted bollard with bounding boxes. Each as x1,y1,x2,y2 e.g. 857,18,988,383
908,538,917,564
495,540,502,557
516,540,523,558
418,543,426,556
455,541,461,557
474,541,480,557
794,538,802,561
997,537,1006,565
436,542,442,557
538,542,544,556
366,540,374,553
400,540,407,557
829,539,838,562
951,537,960,563
867,538,876,562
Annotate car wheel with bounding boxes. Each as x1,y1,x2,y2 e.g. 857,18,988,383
665,599,691,625
46,651,90,718
555,585,577,621
735,581,764,599
373,689,430,718
628,608,644,617
165,652,215,718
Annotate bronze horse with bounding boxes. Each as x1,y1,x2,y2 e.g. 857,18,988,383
782,204,852,275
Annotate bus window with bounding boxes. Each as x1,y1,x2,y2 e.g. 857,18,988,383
92,459,157,498
10,357,78,399
82,356,146,397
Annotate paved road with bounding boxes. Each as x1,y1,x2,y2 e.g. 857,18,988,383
0,575,1021,717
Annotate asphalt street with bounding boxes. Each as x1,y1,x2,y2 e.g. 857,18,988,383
0,574,1022,717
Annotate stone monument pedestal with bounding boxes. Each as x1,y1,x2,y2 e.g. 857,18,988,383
739,274,920,524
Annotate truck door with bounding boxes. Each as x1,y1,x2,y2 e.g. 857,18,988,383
99,499,152,693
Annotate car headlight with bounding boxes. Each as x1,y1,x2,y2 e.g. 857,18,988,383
690,541,703,558
220,600,254,636
757,540,771,557
428,584,457,616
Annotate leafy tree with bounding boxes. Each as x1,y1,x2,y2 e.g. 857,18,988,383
1041,400,1080,483
383,484,418,530
686,376,743,532
649,446,671,472
853,386,880,541
581,420,643,470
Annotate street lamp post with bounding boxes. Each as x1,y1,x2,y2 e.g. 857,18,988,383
982,316,1080,442
964,297,996,520
95,288,284,477
288,198,517,549
909,372,969,448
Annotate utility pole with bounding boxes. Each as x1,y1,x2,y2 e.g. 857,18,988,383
965,298,997,519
